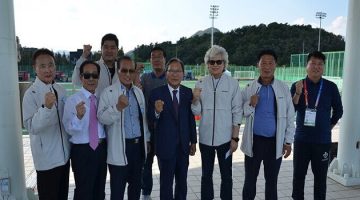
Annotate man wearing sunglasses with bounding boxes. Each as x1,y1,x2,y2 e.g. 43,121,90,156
63,60,107,199
98,56,150,200
191,45,242,200
72,33,119,96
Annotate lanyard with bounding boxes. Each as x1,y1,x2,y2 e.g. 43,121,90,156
303,79,323,109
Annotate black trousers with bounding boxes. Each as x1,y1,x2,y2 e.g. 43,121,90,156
158,146,189,200
71,141,107,200
292,141,331,200
200,142,233,200
37,161,70,200
242,135,282,200
109,140,144,200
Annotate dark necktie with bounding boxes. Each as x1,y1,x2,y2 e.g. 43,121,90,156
172,90,179,118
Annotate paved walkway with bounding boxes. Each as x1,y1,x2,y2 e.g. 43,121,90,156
23,125,360,199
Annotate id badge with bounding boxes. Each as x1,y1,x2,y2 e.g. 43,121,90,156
304,108,316,127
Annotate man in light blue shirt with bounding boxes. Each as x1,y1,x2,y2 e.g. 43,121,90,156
63,60,107,199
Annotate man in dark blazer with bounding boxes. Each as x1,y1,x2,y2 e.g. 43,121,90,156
148,58,197,200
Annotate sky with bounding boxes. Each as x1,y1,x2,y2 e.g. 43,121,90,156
13,0,348,53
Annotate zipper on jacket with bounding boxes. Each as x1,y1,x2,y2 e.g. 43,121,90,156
51,85,67,162
211,76,222,146
212,89,216,146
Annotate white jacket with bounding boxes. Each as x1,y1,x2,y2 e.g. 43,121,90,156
241,79,295,159
22,77,70,171
72,57,119,97
97,82,150,166
191,74,243,146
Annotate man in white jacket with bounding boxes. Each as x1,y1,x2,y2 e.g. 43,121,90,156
22,48,70,200
192,45,242,200
241,49,295,200
72,33,119,96
98,56,150,200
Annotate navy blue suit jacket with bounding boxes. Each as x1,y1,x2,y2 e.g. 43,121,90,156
148,85,197,160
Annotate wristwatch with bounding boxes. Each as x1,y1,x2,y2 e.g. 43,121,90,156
231,137,239,143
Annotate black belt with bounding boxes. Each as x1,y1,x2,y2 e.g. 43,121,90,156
126,137,141,144
72,138,106,145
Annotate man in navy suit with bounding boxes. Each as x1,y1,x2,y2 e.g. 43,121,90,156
148,58,197,200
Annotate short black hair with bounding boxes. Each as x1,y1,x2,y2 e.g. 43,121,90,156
79,60,101,75
151,46,166,58
32,48,55,65
101,33,119,48
166,57,184,72
118,55,134,69
307,51,326,64
257,49,277,62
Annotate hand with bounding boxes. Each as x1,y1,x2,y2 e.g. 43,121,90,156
295,80,303,95
283,144,292,158
250,94,259,107
82,44,92,59
135,62,144,73
75,101,86,119
44,92,56,109
116,94,129,111
155,100,164,114
189,143,196,156
192,87,201,102
134,80,143,90
230,140,238,153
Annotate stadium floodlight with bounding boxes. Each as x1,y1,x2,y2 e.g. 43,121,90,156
316,11,327,51
210,5,219,47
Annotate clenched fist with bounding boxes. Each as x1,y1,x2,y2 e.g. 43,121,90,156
76,101,86,119
295,80,303,95
44,92,56,109
250,94,259,107
116,94,129,111
82,44,92,59
155,100,164,114
192,87,202,103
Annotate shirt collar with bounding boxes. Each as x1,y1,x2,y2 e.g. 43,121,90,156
167,84,180,93
80,87,95,99
257,76,274,86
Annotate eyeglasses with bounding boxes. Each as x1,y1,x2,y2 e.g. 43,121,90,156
82,73,99,79
208,60,224,65
119,69,135,74
167,70,183,74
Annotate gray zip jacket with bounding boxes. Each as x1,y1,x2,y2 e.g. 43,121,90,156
97,82,150,166
22,77,70,170
191,74,243,146
241,79,295,159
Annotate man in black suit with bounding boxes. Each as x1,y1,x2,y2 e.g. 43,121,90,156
148,58,197,200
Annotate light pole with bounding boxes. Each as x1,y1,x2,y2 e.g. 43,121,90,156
316,11,326,51
210,5,219,47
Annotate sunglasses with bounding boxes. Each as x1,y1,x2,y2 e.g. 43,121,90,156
81,73,99,79
119,69,136,74
208,60,224,65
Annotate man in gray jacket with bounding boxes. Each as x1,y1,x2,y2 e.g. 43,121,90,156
98,56,150,200
241,49,295,200
22,48,70,200
192,45,242,200
72,33,119,96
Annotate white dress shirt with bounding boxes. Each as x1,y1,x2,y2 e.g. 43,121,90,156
63,87,106,144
